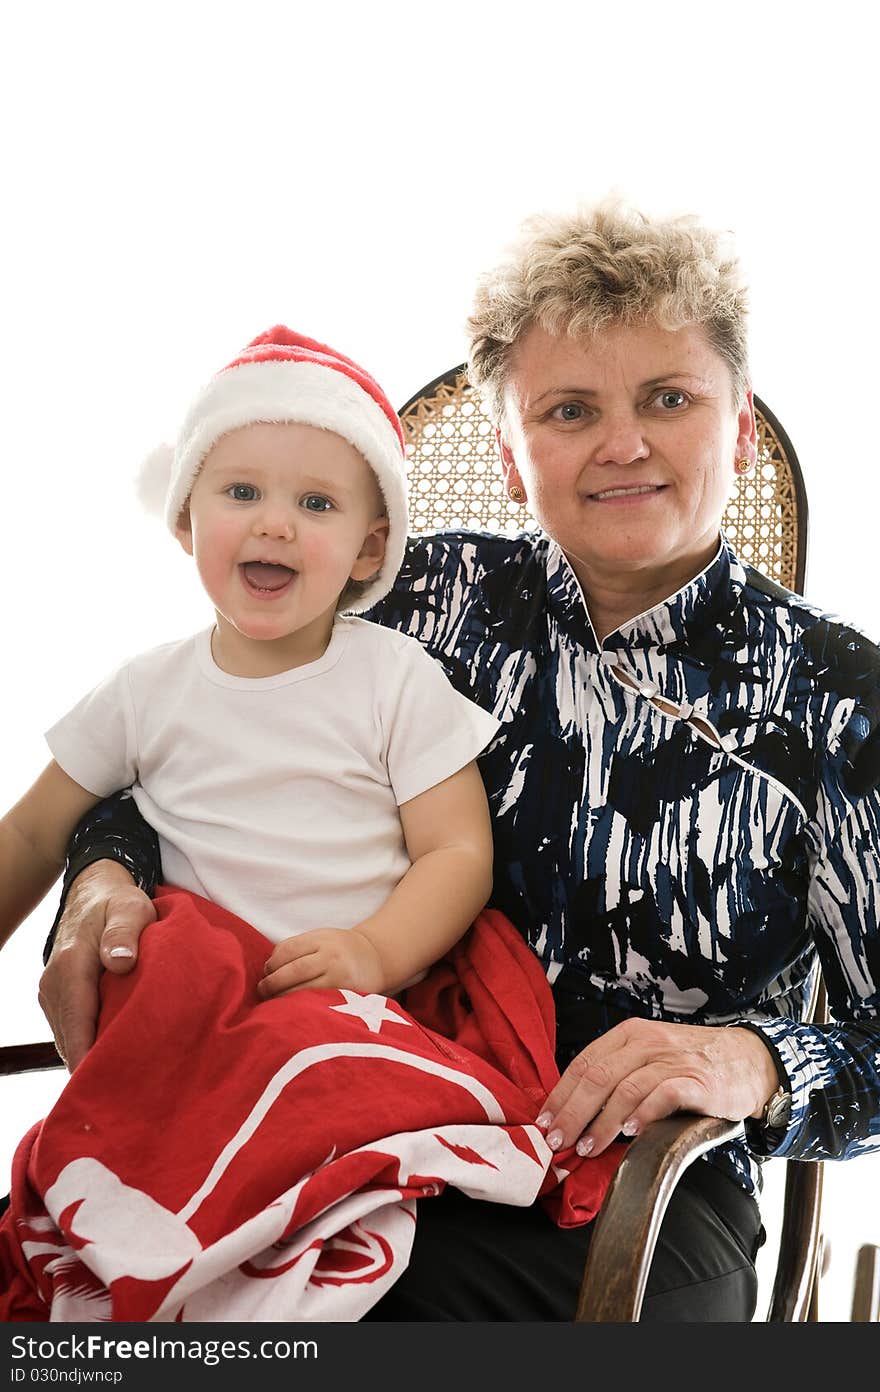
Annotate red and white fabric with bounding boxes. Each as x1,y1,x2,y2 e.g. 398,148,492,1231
0,889,624,1322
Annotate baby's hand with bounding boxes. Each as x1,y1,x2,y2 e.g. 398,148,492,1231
256,928,385,999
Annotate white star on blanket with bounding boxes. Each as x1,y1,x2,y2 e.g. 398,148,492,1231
330,991,413,1034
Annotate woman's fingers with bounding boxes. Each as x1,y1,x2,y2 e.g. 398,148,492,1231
537,1022,648,1147
542,1062,669,1156
536,1020,781,1157
39,946,102,1074
576,1069,713,1157
539,1049,622,1122
98,886,157,972
39,862,156,1072
608,1074,715,1143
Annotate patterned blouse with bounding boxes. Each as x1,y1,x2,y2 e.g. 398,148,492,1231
54,531,880,1197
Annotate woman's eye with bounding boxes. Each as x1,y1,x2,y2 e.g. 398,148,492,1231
554,402,586,422
653,389,688,410
227,484,259,501
302,494,333,512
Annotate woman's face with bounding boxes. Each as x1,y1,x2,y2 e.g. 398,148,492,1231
498,321,756,602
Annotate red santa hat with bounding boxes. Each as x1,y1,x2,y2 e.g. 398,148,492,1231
136,325,408,613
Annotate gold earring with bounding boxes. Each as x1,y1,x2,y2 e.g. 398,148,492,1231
508,484,526,504
734,457,753,476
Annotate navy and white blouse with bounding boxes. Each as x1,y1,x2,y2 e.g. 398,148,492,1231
55,530,880,1197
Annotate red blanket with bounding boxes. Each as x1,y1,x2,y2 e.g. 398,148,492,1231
0,889,624,1322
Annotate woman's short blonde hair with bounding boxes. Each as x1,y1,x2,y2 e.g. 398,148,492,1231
466,199,750,423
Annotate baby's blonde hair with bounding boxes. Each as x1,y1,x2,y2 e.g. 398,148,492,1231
467,198,749,423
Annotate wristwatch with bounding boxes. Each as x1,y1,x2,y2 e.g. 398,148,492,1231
759,1083,792,1132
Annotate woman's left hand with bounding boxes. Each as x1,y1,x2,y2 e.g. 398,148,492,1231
536,1019,780,1157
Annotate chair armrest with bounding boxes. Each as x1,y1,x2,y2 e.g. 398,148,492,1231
575,1113,740,1321
0,1041,64,1075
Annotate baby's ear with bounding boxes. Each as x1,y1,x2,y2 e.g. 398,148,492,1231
174,504,194,557
350,516,389,581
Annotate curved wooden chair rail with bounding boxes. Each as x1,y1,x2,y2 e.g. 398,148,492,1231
577,1111,842,1323
0,367,841,1323
575,1114,740,1321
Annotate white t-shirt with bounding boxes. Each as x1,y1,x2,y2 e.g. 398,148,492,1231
46,617,500,944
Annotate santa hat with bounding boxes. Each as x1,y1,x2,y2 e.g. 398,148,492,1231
136,325,408,613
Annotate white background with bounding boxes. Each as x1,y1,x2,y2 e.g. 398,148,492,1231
1,0,878,1323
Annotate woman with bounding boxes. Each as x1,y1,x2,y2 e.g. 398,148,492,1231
39,201,880,1321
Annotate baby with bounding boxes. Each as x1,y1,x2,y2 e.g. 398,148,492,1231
0,326,499,1002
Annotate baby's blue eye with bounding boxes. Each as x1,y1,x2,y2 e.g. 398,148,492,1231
302,495,333,512
227,483,259,501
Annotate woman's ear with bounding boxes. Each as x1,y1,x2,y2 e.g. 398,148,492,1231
175,505,194,557
735,390,758,467
350,516,390,581
497,427,526,500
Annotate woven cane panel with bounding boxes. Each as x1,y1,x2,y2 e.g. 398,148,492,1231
400,371,801,592
725,414,800,592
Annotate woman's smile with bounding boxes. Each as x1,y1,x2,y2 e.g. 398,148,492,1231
584,482,668,504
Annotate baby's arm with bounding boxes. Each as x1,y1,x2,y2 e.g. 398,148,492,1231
258,760,494,998
0,762,101,951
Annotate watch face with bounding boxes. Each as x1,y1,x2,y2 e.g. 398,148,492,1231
765,1087,792,1129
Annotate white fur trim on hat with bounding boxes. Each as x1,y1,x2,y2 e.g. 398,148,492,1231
135,445,175,518
137,359,409,613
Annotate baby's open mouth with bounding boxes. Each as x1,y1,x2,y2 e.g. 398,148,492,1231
240,562,296,593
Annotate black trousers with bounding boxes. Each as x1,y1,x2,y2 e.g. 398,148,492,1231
362,1159,764,1322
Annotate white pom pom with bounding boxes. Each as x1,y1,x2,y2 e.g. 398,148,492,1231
135,444,175,518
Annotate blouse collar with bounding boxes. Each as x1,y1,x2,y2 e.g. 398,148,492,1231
543,533,748,657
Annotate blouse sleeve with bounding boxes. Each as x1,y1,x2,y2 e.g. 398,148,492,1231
738,688,880,1162
42,792,163,964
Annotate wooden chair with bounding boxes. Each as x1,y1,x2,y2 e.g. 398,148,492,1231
3,368,874,1322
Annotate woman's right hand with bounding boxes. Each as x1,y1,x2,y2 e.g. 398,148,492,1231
38,860,156,1071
